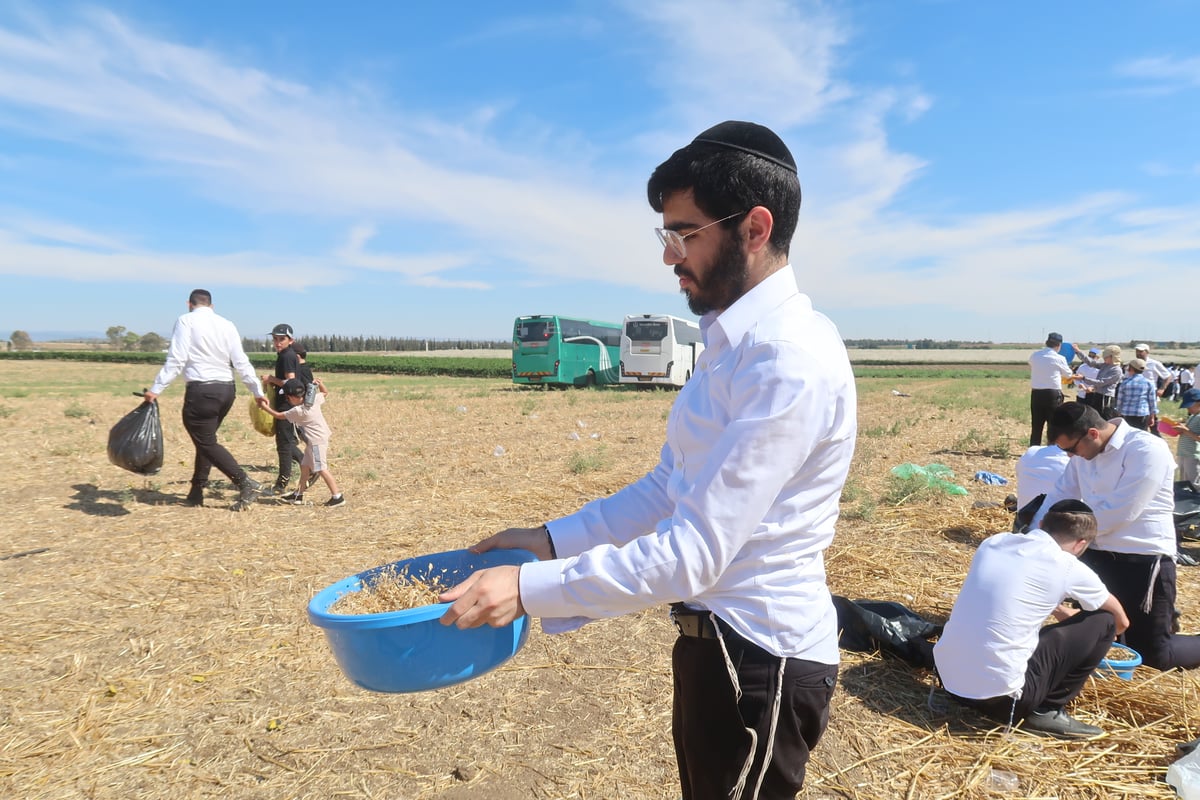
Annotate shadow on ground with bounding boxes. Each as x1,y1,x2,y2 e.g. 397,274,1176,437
66,482,181,516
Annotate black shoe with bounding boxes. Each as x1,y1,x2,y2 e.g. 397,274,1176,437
260,479,290,498
1023,708,1102,739
230,478,262,512
279,490,301,502
324,494,346,507
184,488,205,507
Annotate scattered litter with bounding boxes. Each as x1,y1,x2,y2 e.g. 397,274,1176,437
492,446,506,457
566,432,580,441
589,433,601,439
577,420,588,428
987,768,1020,793
891,389,911,397
973,500,1002,509
890,463,969,496
529,413,540,420
973,470,1008,486
455,405,467,413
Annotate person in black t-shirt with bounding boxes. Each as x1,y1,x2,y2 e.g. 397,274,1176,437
261,323,305,495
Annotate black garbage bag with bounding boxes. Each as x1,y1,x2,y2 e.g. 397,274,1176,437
833,596,942,669
107,400,164,475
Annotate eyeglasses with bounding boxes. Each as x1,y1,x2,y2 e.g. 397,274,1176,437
1060,433,1088,455
654,210,746,260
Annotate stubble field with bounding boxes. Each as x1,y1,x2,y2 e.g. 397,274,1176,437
2,359,1198,799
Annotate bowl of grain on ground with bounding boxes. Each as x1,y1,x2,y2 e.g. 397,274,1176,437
308,548,536,693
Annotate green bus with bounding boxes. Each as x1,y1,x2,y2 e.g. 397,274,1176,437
512,315,622,387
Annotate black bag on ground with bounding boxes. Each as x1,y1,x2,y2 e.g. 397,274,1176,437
107,401,164,475
833,596,942,669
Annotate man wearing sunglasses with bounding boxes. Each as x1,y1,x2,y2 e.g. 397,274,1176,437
1035,402,1200,671
441,121,856,799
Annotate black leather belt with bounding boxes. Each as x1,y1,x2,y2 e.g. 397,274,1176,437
670,603,720,639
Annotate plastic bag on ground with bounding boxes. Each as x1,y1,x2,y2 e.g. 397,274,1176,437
250,378,275,437
1167,742,1200,799
107,401,164,475
890,462,969,496
832,596,943,669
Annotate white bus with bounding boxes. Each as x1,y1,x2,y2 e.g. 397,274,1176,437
619,314,703,388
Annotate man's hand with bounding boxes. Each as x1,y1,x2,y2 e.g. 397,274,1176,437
143,391,158,403
439,566,524,629
256,396,270,408
471,526,556,561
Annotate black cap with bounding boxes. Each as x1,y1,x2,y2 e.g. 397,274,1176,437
692,121,797,174
271,323,294,338
1046,499,1093,515
280,378,305,397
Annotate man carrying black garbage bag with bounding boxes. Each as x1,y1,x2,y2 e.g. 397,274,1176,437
935,500,1129,739
144,289,267,511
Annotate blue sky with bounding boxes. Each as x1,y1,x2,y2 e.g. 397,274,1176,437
1,1,1198,345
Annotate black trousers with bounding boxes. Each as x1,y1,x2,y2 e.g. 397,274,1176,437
1082,550,1200,670
672,621,838,800
181,381,246,488
1122,415,1150,431
272,409,304,484
953,610,1114,723
1029,389,1063,446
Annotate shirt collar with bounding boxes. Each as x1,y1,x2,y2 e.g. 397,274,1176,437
703,264,804,347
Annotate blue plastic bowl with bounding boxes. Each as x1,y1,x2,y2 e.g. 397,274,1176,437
1098,643,1142,680
308,548,536,693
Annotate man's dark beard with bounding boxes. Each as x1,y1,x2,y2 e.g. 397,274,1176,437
680,229,749,315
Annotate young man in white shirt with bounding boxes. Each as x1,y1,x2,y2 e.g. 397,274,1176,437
936,500,1128,738
144,289,267,510
1038,402,1200,670
440,122,856,800
1028,333,1074,446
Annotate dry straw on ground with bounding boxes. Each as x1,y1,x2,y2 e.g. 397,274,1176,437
1,360,1197,799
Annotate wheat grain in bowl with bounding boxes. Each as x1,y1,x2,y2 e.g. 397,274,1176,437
328,564,449,614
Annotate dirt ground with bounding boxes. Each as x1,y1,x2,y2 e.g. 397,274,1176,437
2,361,1198,799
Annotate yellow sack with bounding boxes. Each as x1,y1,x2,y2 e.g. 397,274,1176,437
250,378,275,437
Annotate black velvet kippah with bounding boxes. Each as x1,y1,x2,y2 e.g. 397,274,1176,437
692,120,797,174
1046,498,1094,515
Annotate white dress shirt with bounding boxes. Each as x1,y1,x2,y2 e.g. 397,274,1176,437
1143,357,1171,390
520,265,857,663
1035,422,1176,556
934,530,1109,700
1028,347,1073,390
1015,445,1070,509
150,306,265,398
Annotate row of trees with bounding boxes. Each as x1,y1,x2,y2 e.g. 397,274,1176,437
105,326,169,352
241,335,509,353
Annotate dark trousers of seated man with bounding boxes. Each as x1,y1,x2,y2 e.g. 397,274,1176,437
1029,389,1063,446
673,618,838,800
1082,550,1200,670
952,610,1114,724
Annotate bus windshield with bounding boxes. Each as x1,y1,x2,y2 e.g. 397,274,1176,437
625,320,669,342
516,320,556,343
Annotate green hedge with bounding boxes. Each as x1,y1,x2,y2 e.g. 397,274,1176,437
0,350,511,379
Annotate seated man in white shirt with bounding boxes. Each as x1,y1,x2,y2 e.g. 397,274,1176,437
1013,445,1070,530
935,500,1129,738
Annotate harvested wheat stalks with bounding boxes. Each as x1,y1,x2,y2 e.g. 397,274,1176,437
329,565,448,615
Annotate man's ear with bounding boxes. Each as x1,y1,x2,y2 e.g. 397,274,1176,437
743,206,774,254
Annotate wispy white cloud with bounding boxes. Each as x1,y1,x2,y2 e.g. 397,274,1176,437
1115,54,1200,91
0,4,1197,341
